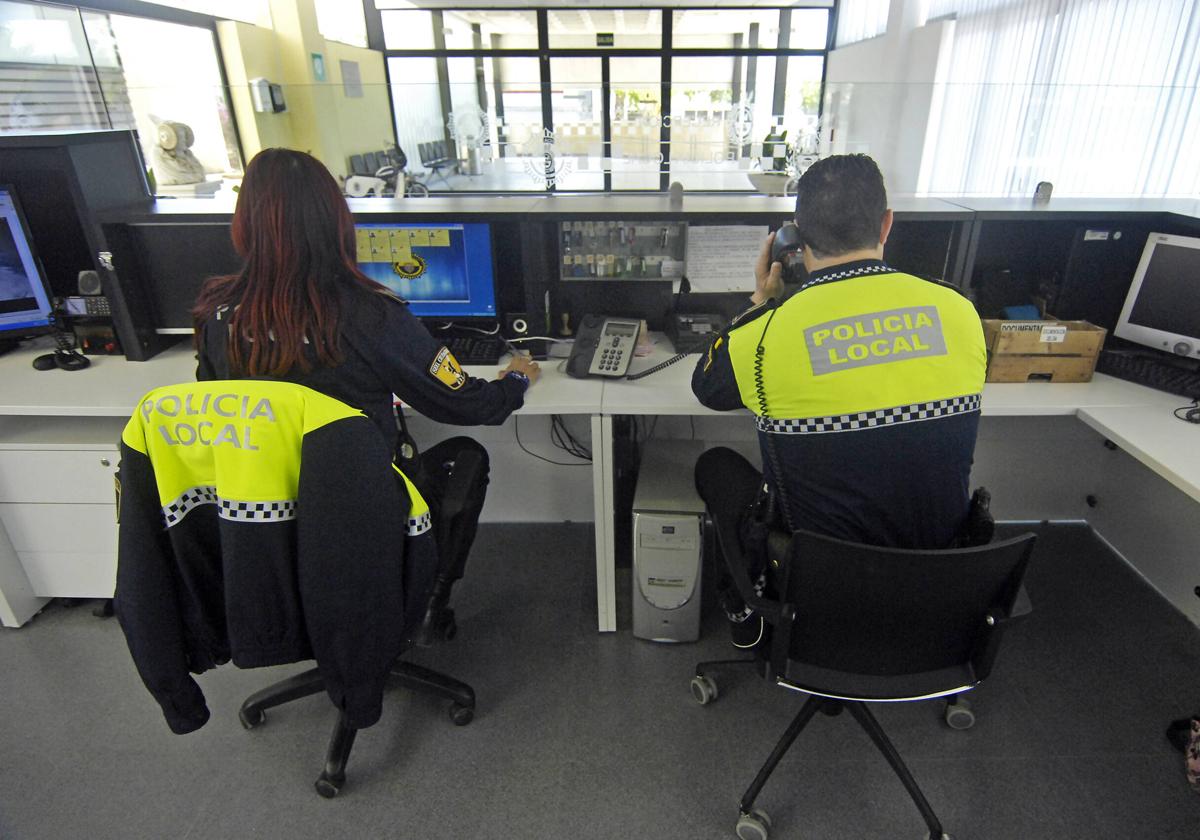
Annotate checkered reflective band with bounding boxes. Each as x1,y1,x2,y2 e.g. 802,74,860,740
799,263,896,292
161,486,297,527
407,510,432,536
757,393,981,435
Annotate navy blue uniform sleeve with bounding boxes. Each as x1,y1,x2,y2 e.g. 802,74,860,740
691,301,773,412
347,294,525,426
114,444,211,734
297,419,408,729
195,326,215,382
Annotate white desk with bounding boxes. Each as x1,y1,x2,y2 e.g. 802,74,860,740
0,339,605,628
3,336,1199,631
592,337,1200,630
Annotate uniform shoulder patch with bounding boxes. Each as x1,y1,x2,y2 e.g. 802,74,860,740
430,347,467,390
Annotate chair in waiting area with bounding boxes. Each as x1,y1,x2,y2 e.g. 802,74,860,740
418,140,456,188
692,520,1037,840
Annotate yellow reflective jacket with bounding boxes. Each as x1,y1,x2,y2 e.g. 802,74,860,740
693,260,987,548
116,380,433,734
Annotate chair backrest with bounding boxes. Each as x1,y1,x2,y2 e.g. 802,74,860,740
364,151,381,173
433,140,447,160
418,142,432,165
115,380,427,731
349,154,368,176
777,529,1036,683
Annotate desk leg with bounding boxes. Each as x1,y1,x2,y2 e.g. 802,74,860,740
0,518,49,628
591,414,617,632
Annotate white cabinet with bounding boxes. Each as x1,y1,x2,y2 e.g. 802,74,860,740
0,416,126,608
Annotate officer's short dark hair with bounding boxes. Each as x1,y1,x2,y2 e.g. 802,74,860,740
793,154,888,259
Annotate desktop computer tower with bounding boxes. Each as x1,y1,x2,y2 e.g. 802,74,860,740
632,440,706,642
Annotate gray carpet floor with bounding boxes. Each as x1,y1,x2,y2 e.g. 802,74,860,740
2,521,1199,839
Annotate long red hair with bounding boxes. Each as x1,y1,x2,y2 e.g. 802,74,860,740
192,148,385,376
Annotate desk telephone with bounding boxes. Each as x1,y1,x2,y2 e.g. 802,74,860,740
566,316,641,378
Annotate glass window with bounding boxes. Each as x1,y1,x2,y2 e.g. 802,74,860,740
390,55,546,192
139,0,271,27
443,9,537,50
490,57,544,190
786,9,829,49
548,57,603,190
381,10,434,50
0,1,109,133
80,11,243,187
548,8,662,50
315,0,366,48
611,57,661,190
671,9,780,50
669,56,751,190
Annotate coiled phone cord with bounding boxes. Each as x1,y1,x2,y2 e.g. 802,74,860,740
753,303,796,533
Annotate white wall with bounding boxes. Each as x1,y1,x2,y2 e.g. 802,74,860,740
822,11,954,194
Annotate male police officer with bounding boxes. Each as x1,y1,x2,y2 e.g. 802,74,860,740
692,154,987,644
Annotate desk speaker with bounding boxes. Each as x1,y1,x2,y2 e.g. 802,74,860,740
504,312,532,339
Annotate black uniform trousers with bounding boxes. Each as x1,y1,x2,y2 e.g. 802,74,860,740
403,436,491,589
694,446,775,648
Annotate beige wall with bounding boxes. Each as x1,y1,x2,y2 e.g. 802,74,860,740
325,40,396,173
216,1,393,181
217,20,293,157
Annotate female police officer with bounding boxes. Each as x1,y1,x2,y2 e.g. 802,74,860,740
192,148,537,579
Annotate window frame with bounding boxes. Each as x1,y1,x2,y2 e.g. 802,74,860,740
368,4,838,193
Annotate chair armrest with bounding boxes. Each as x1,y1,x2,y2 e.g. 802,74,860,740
1012,584,1033,620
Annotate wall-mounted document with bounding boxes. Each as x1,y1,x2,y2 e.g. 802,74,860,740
685,225,769,292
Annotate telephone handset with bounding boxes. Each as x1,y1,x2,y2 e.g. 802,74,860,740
566,315,641,379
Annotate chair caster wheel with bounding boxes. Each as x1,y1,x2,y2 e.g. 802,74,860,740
449,703,474,726
314,772,343,798
239,707,265,730
735,808,771,840
690,675,718,705
944,697,975,730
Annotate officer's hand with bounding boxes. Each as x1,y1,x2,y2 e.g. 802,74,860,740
501,354,541,384
752,231,785,305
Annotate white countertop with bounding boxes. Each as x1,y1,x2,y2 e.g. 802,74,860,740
0,339,602,417
3,336,1196,506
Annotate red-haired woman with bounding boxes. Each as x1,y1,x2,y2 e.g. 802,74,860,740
192,148,536,590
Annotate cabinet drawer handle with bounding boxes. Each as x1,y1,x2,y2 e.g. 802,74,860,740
100,458,111,467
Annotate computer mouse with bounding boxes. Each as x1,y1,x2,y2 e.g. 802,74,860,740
31,353,58,371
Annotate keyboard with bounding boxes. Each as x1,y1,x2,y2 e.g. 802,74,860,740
1095,350,1200,400
444,334,508,365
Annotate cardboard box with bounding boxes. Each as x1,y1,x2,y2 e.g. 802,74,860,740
981,318,1107,383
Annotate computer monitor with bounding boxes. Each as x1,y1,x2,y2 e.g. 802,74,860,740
354,222,497,319
1115,232,1200,359
0,185,55,342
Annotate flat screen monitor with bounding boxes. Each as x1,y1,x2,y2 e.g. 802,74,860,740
354,222,497,319
0,185,54,339
1115,232,1200,359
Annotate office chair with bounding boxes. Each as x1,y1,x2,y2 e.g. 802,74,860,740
692,522,1037,840
239,443,486,798
116,381,482,799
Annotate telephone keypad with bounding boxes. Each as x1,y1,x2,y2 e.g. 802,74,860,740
585,318,640,378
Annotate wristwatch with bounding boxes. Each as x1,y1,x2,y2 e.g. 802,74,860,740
506,370,530,390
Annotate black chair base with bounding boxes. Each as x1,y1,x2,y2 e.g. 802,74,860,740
735,694,947,840
238,659,475,798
